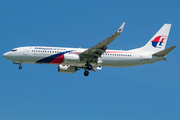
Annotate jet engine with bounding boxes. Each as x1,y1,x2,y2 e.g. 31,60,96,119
58,65,78,73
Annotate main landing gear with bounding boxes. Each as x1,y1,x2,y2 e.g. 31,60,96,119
84,70,89,76
84,62,92,76
86,63,92,70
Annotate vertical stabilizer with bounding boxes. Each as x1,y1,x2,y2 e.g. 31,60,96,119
130,24,171,53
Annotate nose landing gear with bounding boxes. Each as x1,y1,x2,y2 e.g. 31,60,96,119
19,65,22,69
13,61,22,70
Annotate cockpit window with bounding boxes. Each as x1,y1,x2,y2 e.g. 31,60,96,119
11,49,17,52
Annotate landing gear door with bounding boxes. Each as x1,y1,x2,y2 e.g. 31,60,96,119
23,48,28,55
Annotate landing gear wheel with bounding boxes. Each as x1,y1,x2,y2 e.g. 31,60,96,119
19,66,22,69
84,71,89,76
86,64,92,70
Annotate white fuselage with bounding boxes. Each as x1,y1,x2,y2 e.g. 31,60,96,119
3,46,164,68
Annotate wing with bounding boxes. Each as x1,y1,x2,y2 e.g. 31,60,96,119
80,22,125,61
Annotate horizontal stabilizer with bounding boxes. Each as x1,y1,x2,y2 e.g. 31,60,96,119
153,45,177,56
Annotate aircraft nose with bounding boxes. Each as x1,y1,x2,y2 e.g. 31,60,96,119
3,52,9,59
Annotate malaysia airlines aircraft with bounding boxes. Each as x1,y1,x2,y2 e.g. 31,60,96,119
3,22,176,76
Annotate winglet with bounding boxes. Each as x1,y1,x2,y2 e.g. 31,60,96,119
116,22,125,33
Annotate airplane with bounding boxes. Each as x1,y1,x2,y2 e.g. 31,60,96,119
3,22,177,76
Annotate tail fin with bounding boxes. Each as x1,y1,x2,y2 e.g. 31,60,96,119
130,24,171,53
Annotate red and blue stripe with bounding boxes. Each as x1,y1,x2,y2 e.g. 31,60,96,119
36,51,72,64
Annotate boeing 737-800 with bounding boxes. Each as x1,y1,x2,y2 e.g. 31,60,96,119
3,22,176,76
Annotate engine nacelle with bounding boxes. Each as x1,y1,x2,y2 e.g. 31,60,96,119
58,65,77,73
63,54,80,64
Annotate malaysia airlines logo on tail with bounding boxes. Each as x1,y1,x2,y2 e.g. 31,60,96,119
151,36,167,48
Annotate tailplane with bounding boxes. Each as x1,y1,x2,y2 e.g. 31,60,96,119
130,24,171,53
153,45,177,56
